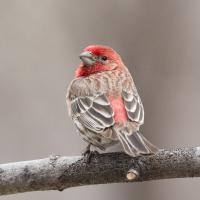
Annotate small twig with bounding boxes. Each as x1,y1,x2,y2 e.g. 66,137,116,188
0,147,200,196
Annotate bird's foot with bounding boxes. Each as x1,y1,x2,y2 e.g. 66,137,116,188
82,144,92,163
82,144,100,164
82,144,91,156
83,151,92,164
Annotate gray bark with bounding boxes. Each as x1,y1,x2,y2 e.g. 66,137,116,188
0,147,200,196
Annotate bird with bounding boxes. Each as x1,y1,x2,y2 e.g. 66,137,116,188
66,45,158,158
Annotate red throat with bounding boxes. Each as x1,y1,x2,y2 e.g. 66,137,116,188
75,64,111,78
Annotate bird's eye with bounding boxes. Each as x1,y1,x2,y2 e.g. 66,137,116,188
101,56,107,61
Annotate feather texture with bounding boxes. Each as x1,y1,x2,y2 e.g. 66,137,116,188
122,89,144,125
116,131,158,157
70,93,114,133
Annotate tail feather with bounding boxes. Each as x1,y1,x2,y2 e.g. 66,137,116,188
117,131,158,157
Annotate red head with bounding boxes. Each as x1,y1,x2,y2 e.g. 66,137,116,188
75,45,124,78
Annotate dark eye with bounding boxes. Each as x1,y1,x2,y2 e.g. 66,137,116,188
101,56,107,61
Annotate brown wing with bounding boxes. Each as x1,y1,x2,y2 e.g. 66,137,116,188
119,86,158,157
69,93,114,133
122,89,144,125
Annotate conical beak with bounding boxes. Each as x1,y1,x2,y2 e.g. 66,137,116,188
79,51,96,66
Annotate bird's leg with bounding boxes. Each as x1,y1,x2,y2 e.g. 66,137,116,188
82,143,91,157
82,144,100,163
82,143,93,163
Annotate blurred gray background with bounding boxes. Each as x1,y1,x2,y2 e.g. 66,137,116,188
1,0,200,199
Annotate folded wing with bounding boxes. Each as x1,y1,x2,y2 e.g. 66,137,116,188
70,93,114,133
117,88,158,157
122,89,144,125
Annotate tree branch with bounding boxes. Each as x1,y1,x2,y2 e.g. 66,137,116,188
0,147,200,196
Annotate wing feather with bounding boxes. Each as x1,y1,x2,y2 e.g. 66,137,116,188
70,93,114,133
122,89,144,125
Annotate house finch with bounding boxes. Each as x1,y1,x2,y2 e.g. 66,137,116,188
66,45,158,157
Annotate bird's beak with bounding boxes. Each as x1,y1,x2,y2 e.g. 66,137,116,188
79,51,96,66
